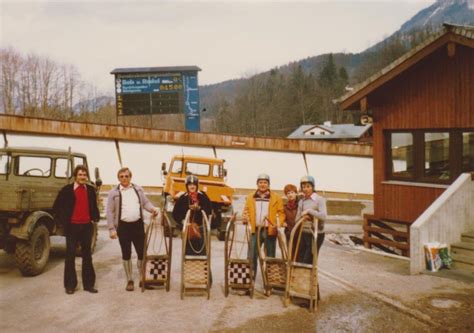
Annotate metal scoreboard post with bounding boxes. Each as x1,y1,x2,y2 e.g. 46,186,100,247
111,66,202,132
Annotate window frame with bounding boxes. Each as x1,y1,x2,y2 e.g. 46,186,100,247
184,162,210,177
54,157,73,179
385,129,473,185
14,155,52,178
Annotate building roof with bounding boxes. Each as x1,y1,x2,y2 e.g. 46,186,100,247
337,23,474,110
0,146,85,156
287,123,372,140
110,66,201,75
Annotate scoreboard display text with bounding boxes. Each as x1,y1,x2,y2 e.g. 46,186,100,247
115,74,183,115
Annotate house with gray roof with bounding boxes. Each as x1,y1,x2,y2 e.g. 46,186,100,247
287,121,372,142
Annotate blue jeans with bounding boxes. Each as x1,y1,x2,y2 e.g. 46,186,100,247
249,228,276,278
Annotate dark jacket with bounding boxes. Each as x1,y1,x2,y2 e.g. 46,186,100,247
284,200,298,238
172,191,212,230
53,183,100,226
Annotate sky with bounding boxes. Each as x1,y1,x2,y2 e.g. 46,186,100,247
1,0,433,94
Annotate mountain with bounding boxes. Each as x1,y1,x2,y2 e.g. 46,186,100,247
200,0,473,115
399,0,474,33
73,95,114,113
199,0,473,135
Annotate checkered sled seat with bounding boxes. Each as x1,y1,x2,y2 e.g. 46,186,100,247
224,214,254,298
141,211,173,292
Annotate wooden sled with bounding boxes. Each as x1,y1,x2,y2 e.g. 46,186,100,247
284,218,319,312
180,210,212,300
141,210,173,292
224,213,254,298
257,224,288,296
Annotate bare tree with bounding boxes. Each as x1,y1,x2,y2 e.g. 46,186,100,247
0,47,21,114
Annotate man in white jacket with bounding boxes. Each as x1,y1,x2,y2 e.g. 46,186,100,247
106,167,159,291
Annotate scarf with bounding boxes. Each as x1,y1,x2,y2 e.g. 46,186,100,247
189,191,199,205
286,199,297,210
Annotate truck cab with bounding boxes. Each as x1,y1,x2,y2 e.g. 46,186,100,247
162,155,234,240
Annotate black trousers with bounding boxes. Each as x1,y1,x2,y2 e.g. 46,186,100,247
298,232,325,264
117,220,145,260
64,223,95,290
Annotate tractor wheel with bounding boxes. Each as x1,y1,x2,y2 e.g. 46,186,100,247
15,224,50,276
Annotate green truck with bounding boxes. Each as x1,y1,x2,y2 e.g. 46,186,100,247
0,146,101,276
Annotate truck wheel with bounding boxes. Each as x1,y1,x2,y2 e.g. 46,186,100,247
76,223,98,257
15,224,50,276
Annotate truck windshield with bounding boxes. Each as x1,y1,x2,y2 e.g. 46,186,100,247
0,154,9,174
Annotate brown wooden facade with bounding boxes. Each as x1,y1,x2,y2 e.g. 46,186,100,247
340,25,474,223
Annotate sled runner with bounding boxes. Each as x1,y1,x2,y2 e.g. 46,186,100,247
141,211,173,292
224,213,254,298
180,209,212,299
284,218,319,312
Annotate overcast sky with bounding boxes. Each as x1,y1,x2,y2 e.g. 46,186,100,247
1,0,433,94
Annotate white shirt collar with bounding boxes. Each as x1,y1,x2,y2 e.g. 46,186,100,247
303,192,318,201
119,184,133,191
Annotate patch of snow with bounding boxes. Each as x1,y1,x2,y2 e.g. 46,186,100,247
423,6,442,26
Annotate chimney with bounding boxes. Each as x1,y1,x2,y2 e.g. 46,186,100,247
323,121,332,127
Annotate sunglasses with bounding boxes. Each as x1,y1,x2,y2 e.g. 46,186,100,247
119,175,130,178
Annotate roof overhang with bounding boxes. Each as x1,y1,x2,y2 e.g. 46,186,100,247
337,24,474,111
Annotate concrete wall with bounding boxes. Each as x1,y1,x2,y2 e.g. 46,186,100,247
410,173,474,274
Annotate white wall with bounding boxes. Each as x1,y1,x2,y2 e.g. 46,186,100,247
306,154,373,194
4,133,374,194
216,148,308,191
410,173,474,274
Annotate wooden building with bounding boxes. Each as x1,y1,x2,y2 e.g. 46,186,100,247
338,23,474,256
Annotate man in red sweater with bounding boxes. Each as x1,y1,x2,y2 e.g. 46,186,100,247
53,165,100,295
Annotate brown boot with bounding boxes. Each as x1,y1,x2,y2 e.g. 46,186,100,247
126,280,134,291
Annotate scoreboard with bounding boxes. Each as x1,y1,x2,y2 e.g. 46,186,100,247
111,66,201,131
115,74,183,115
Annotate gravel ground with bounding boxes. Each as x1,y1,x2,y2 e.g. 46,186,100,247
0,222,473,332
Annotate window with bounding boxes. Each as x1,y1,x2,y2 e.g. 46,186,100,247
16,156,51,177
390,133,414,178
386,129,474,184
0,154,9,175
462,132,474,172
424,132,449,180
74,156,86,168
185,162,210,176
171,160,182,174
212,164,222,178
55,158,72,178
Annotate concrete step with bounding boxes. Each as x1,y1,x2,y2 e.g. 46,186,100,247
451,252,474,265
451,242,474,256
452,260,474,273
461,230,474,243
